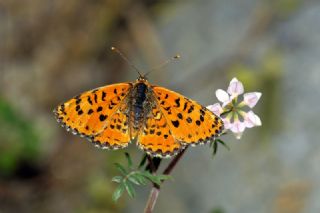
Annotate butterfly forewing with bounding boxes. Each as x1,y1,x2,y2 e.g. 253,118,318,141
54,83,132,138
151,85,224,145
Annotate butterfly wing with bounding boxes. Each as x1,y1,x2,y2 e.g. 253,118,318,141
150,85,224,146
137,101,184,158
54,83,133,148
90,100,132,149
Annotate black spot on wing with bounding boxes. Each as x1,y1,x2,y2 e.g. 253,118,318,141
94,93,98,103
187,105,194,113
171,120,180,128
175,98,180,107
76,98,81,105
183,102,188,111
87,96,93,105
99,114,107,121
164,106,171,111
186,117,192,123
102,91,106,101
97,106,103,112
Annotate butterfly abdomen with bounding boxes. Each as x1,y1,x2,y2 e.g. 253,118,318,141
132,83,148,126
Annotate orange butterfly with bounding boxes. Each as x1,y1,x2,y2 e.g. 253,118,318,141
54,49,224,158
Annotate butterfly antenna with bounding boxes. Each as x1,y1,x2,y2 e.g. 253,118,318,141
144,54,180,77
111,47,143,77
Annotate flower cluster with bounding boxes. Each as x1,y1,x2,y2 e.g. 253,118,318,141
207,78,262,139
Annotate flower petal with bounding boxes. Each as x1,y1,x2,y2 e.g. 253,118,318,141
215,89,230,103
230,121,246,139
227,78,244,97
222,118,231,129
243,92,262,108
207,103,223,116
254,113,262,126
230,121,246,134
244,111,262,128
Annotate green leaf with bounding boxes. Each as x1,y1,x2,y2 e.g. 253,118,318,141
124,181,136,198
141,172,164,185
128,172,149,185
111,176,123,183
138,154,148,169
156,174,172,181
128,175,141,185
216,139,230,151
133,173,148,185
112,183,125,202
125,152,133,169
140,171,153,179
213,141,218,155
114,163,127,175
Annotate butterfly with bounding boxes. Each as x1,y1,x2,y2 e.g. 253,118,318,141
54,49,224,158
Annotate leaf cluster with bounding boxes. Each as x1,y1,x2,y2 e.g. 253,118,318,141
112,153,171,201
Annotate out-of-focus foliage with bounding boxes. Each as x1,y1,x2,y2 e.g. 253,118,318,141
0,98,40,177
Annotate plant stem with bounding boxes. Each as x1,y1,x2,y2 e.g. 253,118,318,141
147,155,157,174
163,147,188,175
144,187,160,213
143,146,189,213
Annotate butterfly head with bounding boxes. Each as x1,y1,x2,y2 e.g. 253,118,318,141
136,74,148,83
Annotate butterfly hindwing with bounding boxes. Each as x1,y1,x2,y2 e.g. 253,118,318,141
90,101,131,149
54,83,132,138
151,85,224,145
137,102,184,157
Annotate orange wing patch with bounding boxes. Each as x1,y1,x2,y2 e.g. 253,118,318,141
151,86,224,146
137,104,184,158
90,102,131,149
54,83,132,143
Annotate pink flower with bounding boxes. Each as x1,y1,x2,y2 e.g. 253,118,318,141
207,78,262,139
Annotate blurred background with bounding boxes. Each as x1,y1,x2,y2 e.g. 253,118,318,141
1,0,319,212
